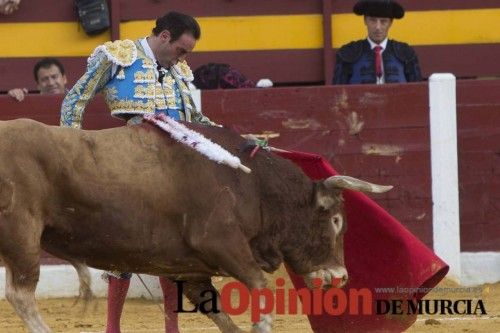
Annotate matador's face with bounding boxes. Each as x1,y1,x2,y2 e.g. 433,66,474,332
156,31,196,68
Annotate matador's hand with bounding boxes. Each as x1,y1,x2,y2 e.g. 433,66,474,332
0,0,21,15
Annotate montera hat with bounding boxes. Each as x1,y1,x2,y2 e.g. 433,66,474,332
353,0,405,19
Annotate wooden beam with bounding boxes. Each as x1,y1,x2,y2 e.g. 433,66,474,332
322,0,333,85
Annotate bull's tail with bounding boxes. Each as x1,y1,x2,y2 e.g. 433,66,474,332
69,260,96,312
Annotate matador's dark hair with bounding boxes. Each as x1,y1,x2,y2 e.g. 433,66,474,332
152,11,201,42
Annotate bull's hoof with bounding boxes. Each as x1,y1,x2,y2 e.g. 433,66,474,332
250,314,272,333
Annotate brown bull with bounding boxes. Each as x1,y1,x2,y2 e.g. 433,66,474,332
0,119,391,333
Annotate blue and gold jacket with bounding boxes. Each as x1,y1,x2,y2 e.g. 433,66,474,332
60,39,214,128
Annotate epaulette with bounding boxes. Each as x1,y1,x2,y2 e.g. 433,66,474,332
390,40,417,63
173,60,194,82
337,40,365,63
88,39,137,67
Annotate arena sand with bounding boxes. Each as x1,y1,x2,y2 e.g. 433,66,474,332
1,266,498,333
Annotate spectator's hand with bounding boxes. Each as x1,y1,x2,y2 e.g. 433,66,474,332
8,88,28,102
0,0,20,15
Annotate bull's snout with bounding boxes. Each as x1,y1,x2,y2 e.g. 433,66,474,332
305,267,348,289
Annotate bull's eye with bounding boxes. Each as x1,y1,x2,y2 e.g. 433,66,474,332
331,214,343,234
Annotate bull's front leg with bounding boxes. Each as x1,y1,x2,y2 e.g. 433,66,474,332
180,278,245,333
182,189,272,332
0,212,52,333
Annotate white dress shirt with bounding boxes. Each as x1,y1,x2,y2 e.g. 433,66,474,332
368,37,388,84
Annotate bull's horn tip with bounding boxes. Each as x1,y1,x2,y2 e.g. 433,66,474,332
377,185,393,192
239,165,252,174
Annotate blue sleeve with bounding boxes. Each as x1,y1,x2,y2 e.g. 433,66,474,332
60,53,113,128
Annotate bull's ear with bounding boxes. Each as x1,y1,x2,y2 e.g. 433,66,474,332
323,175,393,193
316,192,336,210
314,183,337,210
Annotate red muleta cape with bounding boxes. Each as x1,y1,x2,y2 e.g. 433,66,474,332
277,150,448,333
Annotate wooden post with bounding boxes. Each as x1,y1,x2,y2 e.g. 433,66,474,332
429,73,461,282
322,0,333,85
109,0,121,41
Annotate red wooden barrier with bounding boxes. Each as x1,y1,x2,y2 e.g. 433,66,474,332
0,80,498,265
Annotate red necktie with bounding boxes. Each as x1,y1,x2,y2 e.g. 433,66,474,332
374,45,383,78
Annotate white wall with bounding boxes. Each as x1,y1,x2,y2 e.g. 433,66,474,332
0,266,163,300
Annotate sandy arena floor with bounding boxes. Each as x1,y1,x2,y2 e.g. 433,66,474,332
1,267,499,333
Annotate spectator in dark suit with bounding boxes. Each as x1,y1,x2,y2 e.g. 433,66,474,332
333,0,421,85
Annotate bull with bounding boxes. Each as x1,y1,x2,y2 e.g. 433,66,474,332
0,119,391,333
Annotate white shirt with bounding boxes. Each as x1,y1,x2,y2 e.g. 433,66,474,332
140,37,157,63
368,37,388,84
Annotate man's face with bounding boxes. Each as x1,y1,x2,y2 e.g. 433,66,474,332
156,31,196,67
36,65,67,94
364,16,393,44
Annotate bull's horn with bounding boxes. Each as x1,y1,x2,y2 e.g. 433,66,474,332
324,175,393,193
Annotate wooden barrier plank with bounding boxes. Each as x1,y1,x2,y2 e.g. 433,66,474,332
461,222,500,252
0,94,120,129
459,152,500,175
458,106,500,130
458,129,500,151
458,79,500,103
416,44,500,78
460,177,500,218
204,84,429,129
332,151,431,177
247,128,430,157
